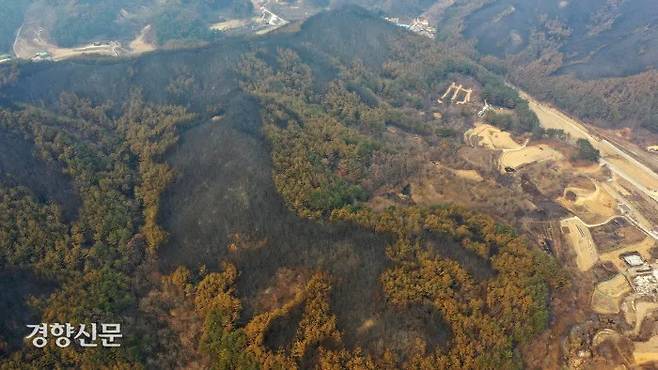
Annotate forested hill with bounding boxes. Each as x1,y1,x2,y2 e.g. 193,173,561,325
438,0,658,137
0,0,254,54
0,7,565,369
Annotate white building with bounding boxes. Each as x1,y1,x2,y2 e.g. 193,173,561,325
623,254,645,267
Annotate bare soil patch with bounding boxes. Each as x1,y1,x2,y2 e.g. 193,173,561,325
499,145,564,172
561,217,598,271
558,181,619,225
128,25,156,54
464,122,522,150
633,335,658,365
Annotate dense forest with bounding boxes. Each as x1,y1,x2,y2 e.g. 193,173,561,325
3,0,658,140
0,0,30,53
0,7,567,369
50,0,254,47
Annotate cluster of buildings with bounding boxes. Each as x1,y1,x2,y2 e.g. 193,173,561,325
261,7,288,27
31,51,52,62
622,252,658,297
4,51,53,63
384,17,436,39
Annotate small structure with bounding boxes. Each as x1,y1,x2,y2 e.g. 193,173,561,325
31,51,52,62
408,17,436,39
622,253,645,267
261,7,288,27
384,16,436,39
478,100,495,117
0,54,11,64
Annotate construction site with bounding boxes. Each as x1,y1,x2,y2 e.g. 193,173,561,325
12,20,155,62
384,16,437,39
520,89,658,366
10,0,293,63
454,83,658,366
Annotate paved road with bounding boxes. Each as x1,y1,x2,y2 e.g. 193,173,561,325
519,90,658,203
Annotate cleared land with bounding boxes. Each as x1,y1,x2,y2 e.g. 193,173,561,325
629,301,658,336
210,18,251,31
591,217,646,253
14,16,155,61
562,177,597,199
558,181,619,225
464,123,564,172
432,161,483,182
499,145,563,171
599,237,657,271
464,123,522,150
591,273,632,314
128,25,156,54
633,335,658,365
452,169,484,182
13,20,120,60
519,89,658,204
561,217,598,271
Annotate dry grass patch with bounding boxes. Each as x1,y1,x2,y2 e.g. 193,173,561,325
591,273,632,314
633,335,658,365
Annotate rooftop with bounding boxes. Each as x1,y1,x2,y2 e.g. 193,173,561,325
623,254,645,267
